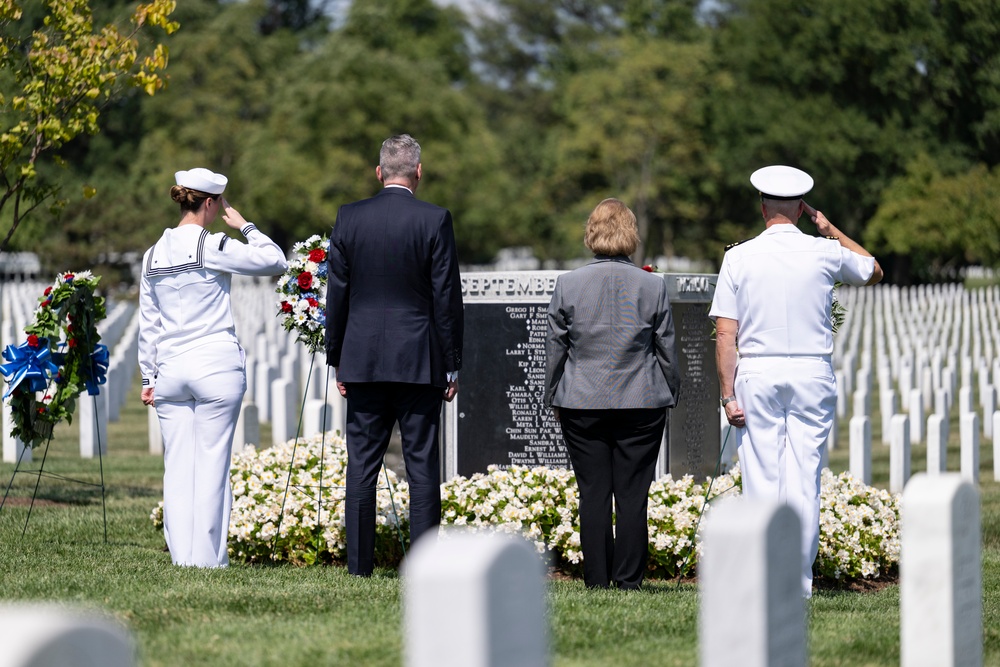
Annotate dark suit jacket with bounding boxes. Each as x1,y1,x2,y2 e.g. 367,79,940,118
544,255,680,409
325,187,464,387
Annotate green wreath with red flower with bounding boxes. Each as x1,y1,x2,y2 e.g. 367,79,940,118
0,272,108,447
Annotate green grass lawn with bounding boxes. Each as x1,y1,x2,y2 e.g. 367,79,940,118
2,376,999,666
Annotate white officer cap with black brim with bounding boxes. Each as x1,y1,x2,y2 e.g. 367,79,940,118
174,167,228,195
750,165,813,201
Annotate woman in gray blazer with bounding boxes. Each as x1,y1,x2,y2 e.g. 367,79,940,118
544,198,681,590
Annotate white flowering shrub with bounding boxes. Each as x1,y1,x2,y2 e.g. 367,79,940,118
152,433,410,566
645,467,741,578
151,446,899,581
440,465,583,572
816,468,900,580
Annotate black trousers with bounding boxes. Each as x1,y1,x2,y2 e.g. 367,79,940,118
343,382,443,576
559,407,666,589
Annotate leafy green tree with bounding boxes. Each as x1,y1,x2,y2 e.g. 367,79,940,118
705,0,1000,267
866,156,1000,282
469,0,713,262
0,0,177,252
240,0,514,261
27,0,304,272
548,35,718,262
33,0,515,268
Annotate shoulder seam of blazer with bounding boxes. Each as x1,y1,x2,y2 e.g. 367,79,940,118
144,229,209,277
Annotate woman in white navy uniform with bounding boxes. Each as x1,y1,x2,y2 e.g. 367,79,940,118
139,168,288,567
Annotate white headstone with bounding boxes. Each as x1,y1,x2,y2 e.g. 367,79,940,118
900,363,914,406
302,400,335,439
926,413,948,475
890,414,911,493
959,386,974,415
921,366,934,413
856,366,872,396
270,378,299,446
0,604,135,667
244,357,257,404
935,388,949,417
977,366,991,408
78,391,109,458
254,362,276,422
907,388,923,443
982,387,995,439
943,368,955,403
880,389,896,445
960,413,980,485
835,370,848,419
826,406,837,451
994,412,1000,482
849,416,872,485
403,532,547,667
900,474,981,667
699,499,805,667
2,399,31,464
853,389,870,418
147,406,162,455
234,402,260,449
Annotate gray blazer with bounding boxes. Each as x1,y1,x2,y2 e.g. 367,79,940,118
544,255,681,410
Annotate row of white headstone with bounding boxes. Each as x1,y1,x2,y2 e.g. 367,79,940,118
7,277,1000,480
1,473,977,667
825,284,1000,491
0,277,347,463
716,283,1000,486
406,472,980,667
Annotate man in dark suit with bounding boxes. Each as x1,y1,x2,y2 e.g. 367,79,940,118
325,134,464,576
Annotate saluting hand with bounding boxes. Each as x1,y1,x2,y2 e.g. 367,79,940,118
220,197,248,231
803,201,834,237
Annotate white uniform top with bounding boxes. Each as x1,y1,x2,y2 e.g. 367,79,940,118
708,224,875,356
138,223,288,387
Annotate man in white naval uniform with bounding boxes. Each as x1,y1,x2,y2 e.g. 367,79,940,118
709,165,883,597
139,167,288,567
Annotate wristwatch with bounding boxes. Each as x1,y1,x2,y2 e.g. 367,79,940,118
720,396,737,407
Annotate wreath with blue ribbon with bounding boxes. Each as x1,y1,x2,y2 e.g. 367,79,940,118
0,272,108,447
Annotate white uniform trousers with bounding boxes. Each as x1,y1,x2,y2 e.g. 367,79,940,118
733,355,836,598
155,340,246,567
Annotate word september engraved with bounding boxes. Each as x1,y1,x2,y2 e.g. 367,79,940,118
463,274,559,300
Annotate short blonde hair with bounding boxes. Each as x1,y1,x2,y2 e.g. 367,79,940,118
584,198,639,256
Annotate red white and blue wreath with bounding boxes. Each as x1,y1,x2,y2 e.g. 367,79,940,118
0,272,109,447
276,235,328,353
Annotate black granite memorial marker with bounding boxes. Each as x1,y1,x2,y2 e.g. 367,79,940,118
445,272,566,479
663,275,720,479
444,271,719,481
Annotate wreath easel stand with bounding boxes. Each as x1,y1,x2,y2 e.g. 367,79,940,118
0,273,110,541
271,235,406,564
269,349,407,561
0,399,108,541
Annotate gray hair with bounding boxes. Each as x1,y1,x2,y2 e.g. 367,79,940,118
379,134,421,181
761,197,802,220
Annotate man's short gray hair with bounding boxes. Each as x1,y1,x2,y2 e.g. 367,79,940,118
379,134,421,181
762,197,802,219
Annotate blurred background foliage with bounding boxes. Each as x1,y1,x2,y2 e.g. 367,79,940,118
3,0,1000,285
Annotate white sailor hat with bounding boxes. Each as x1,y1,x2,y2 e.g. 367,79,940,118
174,167,227,195
750,165,813,200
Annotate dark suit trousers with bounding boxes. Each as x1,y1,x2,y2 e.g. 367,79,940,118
559,407,666,589
343,382,443,576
